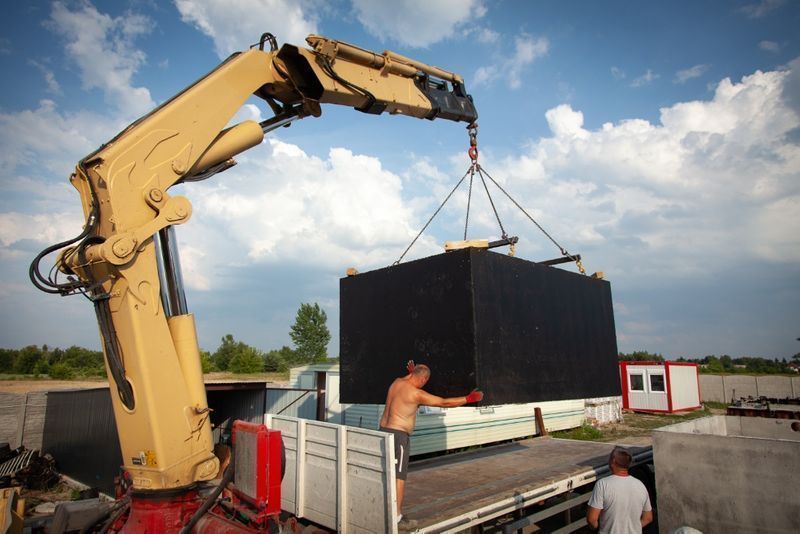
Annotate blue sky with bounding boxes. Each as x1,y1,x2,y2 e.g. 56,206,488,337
1,0,798,360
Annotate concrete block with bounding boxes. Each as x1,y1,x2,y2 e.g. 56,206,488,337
653,415,800,534
699,375,724,403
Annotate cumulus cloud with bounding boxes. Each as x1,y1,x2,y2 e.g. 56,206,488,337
477,66,800,283
464,27,500,44
737,0,785,18
473,33,549,89
630,69,659,87
175,0,318,58
28,60,62,95
674,64,710,84
0,99,115,175
352,0,485,48
0,212,81,249
174,139,442,289
45,1,155,118
759,40,780,52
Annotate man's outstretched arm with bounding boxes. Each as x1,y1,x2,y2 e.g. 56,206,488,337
416,389,483,408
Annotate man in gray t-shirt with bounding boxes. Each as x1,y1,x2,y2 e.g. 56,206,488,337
587,447,653,533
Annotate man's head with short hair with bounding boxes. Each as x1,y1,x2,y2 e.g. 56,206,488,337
608,446,632,471
410,364,430,386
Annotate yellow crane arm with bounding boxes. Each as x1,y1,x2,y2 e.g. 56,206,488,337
33,33,477,492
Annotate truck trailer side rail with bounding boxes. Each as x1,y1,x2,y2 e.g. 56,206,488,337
265,414,399,533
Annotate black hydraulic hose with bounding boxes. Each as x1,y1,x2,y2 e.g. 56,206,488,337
180,457,235,534
98,496,131,534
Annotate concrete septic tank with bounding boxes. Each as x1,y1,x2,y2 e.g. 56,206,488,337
653,416,800,534
340,248,620,405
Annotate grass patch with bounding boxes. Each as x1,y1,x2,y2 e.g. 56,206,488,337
703,401,728,410
552,423,603,441
552,407,717,443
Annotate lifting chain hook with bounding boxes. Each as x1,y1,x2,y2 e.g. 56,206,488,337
467,122,479,163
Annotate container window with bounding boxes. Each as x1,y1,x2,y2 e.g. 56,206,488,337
629,373,644,391
649,373,665,392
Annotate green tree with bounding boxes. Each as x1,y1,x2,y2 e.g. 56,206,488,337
49,363,75,379
289,303,331,364
704,356,724,373
618,350,664,362
229,345,264,374
0,348,15,373
212,334,238,371
199,350,215,373
264,346,293,372
14,345,44,374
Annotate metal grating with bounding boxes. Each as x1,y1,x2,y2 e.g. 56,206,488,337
0,449,37,477
234,430,257,499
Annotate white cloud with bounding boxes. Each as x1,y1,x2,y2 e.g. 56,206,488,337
611,66,626,80
0,99,121,176
473,33,549,89
45,1,155,118
352,0,485,48
630,69,659,88
464,27,499,44
28,60,62,95
175,139,443,288
737,0,785,18
475,66,800,283
0,211,82,248
674,64,710,84
759,40,780,53
174,0,318,58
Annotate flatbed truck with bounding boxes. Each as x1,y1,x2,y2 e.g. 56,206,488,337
267,414,652,533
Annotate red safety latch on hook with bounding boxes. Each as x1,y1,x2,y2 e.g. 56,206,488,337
468,122,479,162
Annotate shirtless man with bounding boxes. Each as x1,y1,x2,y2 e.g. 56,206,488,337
379,361,483,521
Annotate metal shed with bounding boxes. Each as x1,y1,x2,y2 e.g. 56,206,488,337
619,361,701,413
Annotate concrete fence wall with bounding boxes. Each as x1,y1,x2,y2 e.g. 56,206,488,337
699,374,799,403
0,391,47,450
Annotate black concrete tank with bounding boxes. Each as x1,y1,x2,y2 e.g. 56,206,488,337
339,247,621,405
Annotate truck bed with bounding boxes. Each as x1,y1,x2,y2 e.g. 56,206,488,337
401,437,651,533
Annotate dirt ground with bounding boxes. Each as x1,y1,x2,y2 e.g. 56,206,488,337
0,372,290,394
0,379,108,394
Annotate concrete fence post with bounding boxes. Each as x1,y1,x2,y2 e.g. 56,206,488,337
721,375,726,403
15,393,29,448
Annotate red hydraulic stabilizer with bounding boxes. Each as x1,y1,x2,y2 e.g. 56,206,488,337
112,421,285,533
229,421,284,522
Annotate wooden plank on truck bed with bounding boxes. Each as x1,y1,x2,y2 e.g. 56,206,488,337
399,436,651,533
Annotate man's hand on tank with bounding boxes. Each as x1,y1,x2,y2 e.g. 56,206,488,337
465,389,484,403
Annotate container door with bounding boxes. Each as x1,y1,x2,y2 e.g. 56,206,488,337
646,370,669,411
627,371,647,409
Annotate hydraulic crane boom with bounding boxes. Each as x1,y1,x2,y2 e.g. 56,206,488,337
30,32,476,499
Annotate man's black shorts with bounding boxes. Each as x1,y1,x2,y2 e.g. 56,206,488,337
380,426,410,481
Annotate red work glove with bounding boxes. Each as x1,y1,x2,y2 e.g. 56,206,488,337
465,389,484,404
406,360,415,373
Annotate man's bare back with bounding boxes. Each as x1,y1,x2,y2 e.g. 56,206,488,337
380,375,424,434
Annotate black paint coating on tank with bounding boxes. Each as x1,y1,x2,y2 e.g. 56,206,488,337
339,247,621,405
